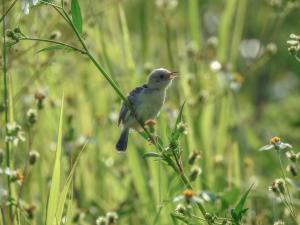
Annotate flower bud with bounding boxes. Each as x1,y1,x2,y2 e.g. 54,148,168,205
13,27,21,34
6,29,14,38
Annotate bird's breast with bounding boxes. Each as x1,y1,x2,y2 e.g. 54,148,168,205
136,89,166,121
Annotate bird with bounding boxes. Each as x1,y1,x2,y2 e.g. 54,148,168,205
116,68,177,152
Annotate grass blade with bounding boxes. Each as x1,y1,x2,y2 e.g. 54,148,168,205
55,144,86,224
46,94,64,225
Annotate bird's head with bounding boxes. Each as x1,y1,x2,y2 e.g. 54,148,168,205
147,68,177,89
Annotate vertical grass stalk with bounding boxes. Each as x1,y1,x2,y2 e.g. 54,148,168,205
1,0,13,218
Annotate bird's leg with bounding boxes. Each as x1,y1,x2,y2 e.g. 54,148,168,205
148,134,158,145
144,119,156,133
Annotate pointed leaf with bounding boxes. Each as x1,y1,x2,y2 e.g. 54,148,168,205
175,102,186,128
56,143,86,223
71,0,83,34
143,152,161,159
37,44,65,53
234,184,253,213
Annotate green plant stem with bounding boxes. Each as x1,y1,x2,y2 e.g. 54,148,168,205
2,0,13,218
18,37,87,54
0,0,17,23
277,151,296,219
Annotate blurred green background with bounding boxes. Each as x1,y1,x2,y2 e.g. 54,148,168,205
1,0,300,224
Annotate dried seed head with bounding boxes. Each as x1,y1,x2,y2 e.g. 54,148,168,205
11,169,25,184
189,166,202,182
29,150,40,165
27,109,38,125
288,46,299,56
34,92,46,109
207,36,218,48
286,165,297,176
214,154,224,165
25,204,37,220
270,0,282,7
266,43,277,55
269,181,279,194
49,30,61,40
106,212,118,225
188,151,200,165
274,220,285,225
275,179,286,194
96,216,107,225
175,204,186,215
285,151,297,162
289,34,300,40
177,122,188,135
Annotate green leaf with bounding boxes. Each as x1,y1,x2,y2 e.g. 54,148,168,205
71,0,83,34
231,184,254,224
46,93,64,225
143,152,161,159
234,184,253,213
37,44,65,53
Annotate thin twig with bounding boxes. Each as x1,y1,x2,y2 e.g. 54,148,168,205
0,0,17,23
18,37,87,54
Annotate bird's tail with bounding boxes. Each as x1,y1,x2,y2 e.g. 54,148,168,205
116,128,129,152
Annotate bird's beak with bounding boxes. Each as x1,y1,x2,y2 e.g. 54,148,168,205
167,71,178,80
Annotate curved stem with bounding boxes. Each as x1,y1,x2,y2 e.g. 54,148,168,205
18,37,87,54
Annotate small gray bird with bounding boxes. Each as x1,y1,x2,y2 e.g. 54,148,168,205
116,68,176,151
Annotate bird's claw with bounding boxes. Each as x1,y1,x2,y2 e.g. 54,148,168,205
148,135,158,145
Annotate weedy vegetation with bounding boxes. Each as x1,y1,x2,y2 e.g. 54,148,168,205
1,0,300,224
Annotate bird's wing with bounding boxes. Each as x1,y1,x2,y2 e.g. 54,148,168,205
118,84,148,126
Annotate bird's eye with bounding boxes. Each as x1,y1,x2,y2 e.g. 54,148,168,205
159,74,164,79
